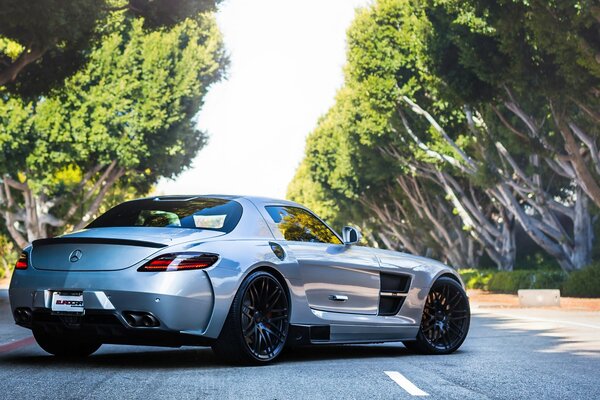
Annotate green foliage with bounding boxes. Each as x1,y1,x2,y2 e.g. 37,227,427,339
459,269,495,289
2,13,225,190
0,0,221,96
287,160,343,229
563,262,600,298
460,269,569,294
427,0,600,170
290,0,600,273
487,272,530,293
0,11,226,243
288,0,423,230
462,263,600,298
0,234,17,279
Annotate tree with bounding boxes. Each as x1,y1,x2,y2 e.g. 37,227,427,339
420,0,599,270
428,0,600,210
290,0,598,272
0,12,226,249
0,0,221,96
290,0,496,269
0,232,17,278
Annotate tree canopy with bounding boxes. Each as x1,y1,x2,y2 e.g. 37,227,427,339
0,11,226,248
0,0,221,96
290,0,600,272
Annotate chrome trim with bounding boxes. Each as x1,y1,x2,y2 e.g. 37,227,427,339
328,294,349,302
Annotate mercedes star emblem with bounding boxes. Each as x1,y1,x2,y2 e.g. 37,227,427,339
69,249,83,263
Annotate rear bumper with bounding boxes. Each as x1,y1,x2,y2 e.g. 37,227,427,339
9,267,216,340
22,309,214,347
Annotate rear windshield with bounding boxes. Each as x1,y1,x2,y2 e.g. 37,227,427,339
87,198,243,233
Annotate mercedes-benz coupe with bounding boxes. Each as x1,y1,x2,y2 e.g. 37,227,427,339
9,195,470,364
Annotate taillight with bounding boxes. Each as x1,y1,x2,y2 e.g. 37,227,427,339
15,252,28,270
138,253,219,272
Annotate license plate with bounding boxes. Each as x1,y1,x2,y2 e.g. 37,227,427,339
51,291,84,315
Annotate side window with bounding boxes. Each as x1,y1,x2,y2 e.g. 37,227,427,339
265,206,342,244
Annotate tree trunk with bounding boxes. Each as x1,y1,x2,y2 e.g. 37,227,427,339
494,184,577,272
553,111,600,209
0,164,123,249
0,46,47,86
497,213,516,271
571,187,593,269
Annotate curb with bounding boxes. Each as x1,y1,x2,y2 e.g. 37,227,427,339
0,336,35,354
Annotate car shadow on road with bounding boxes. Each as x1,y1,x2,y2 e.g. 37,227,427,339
281,343,413,363
2,342,419,369
3,347,223,370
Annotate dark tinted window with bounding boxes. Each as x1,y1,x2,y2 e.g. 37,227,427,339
88,198,243,233
265,206,342,244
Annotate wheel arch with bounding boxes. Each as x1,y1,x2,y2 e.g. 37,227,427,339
438,272,463,286
431,269,465,288
208,263,294,339
247,265,287,287
244,264,293,311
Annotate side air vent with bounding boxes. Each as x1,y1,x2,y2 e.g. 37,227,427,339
380,273,411,293
378,272,411,316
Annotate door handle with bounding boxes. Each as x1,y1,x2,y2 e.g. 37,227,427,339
328,294,348,302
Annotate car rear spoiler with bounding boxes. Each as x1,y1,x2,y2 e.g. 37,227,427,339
32,237,167,248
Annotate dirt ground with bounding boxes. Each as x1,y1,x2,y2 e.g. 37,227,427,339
468,289,600,311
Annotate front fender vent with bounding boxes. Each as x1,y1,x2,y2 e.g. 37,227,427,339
378,273,411,316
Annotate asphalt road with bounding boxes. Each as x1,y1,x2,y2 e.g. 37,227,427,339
1,290,599,400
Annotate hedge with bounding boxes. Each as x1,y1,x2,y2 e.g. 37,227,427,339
460,264,600,298
487,270,568,293
562,263,600,298
459,269,495,290
459,269,568,294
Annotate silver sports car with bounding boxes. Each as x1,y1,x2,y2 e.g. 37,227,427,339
9,195,470,364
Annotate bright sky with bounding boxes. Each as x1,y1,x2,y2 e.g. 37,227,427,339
155,0,370,200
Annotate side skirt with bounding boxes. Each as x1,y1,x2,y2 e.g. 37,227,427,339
288,324,419,346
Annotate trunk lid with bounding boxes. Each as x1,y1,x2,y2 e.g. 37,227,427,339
31,227,224,271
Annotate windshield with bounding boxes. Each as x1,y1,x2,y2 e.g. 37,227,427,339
87,198,243,233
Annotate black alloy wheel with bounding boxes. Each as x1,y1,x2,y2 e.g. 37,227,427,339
404,277,470,354
213,270,289,364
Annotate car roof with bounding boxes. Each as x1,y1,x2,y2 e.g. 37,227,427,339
144,194,303,208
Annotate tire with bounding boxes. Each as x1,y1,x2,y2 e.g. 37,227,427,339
403,277,470,355
212,270,290,365
33,328,101,357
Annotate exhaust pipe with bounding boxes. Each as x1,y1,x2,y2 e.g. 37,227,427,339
142,314,158,327
14,308,33,324
122,311,160,327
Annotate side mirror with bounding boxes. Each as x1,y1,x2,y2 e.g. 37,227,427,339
342,226,361,245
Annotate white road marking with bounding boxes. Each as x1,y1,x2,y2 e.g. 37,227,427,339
384,371,429,396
